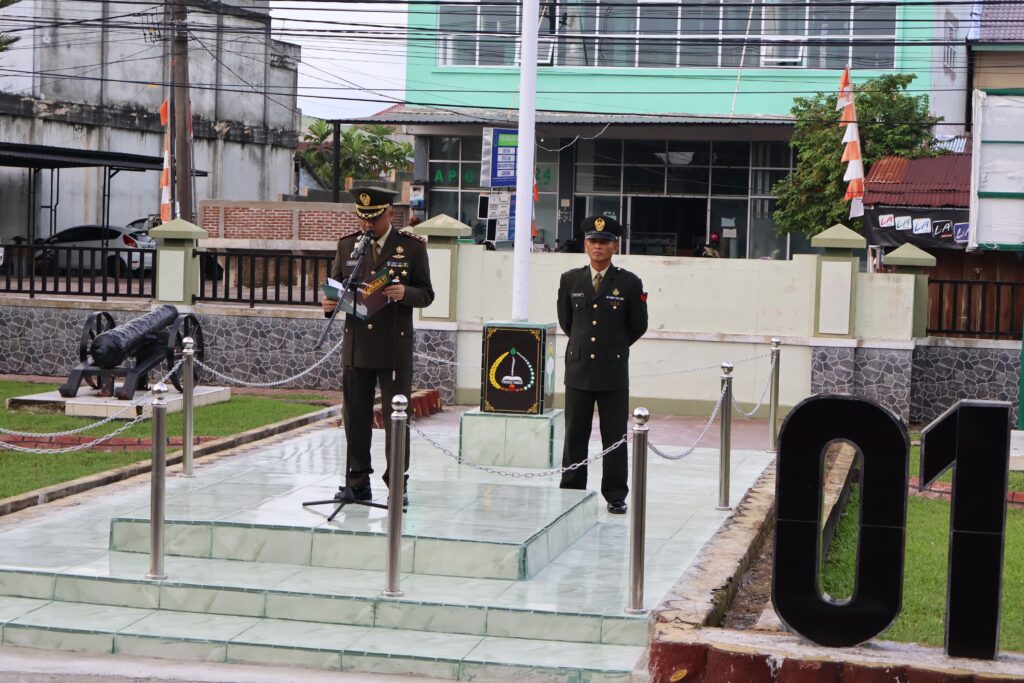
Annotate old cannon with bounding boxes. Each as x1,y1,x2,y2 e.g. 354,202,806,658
59,305,205,400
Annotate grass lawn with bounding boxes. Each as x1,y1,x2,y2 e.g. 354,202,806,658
0,380,330,500
822,484,1024,652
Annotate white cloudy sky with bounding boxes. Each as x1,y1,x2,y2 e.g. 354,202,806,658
270,2,409,120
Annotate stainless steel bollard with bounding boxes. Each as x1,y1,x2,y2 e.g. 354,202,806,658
182,337,195,477
767,337,781,454
626,407,650,615
147,383,169,580
382,394,408,597
718,363,734,511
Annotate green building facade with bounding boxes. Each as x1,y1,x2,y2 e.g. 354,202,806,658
356,0,957,258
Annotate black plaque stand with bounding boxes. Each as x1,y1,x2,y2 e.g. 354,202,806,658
303,485,389,522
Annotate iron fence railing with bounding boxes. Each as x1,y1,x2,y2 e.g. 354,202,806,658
0,243,156,300
194,250,334,307
928,279,1024,340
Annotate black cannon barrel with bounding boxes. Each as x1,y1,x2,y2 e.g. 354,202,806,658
90,305,179,368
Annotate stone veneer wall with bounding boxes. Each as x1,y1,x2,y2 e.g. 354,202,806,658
911,344,1020,425
812,342,1020,426
0,304,456,403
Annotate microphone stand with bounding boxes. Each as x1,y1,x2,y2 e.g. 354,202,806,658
314,229,373,351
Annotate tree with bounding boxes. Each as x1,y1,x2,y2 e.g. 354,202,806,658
773,73,940,238
299,120,412,186
0,0,21,53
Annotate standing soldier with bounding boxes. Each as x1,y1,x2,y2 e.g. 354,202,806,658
322,187,434,505
557,216,648,514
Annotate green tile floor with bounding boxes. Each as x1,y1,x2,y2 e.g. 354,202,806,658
0,424,773,679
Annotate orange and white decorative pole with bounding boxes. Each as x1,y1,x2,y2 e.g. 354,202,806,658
837,67,865,219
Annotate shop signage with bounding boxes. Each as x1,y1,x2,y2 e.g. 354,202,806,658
481,127,519,188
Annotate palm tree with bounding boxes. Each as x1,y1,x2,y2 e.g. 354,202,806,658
0,0,22,53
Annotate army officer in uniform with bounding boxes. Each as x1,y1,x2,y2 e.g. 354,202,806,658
557,216,648,514
322,187,434,504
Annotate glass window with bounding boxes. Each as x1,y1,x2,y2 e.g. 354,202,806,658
598,4,636,66
667,141,711,166
762,0,807,66
461,135,482,162
713,141,750,167
430,137,460,161
679,0,719,66
722,1,761,67
667,166,710,194
852,2,895,67
749,198,787,259
624,140,666,165
535,163,558,192
536,192,558,246
461,163,483,189
711,198,748,258
479,2,517,65
577,139,621,164
751,169,788,195
428,191,460,220
751,141,791,168
459,192,481,226
438,5,477,65
711,167,749,195
429,162,462,188
638,5,678,67
556,0,597,66
809,1,851,68
575,165,621,193
623,166,666,194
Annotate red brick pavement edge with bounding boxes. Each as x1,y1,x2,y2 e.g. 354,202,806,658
908,477,1024,507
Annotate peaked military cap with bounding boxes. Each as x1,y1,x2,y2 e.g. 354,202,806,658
581,215,621,241
350,186,397,220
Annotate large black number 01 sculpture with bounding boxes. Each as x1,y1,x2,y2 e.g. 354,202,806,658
773,395,909,647
920,400,1011,660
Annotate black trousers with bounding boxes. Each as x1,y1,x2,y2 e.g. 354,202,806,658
560,386,629,503
341,364,412,489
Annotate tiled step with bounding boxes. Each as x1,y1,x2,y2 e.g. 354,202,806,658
109,483,599,580
0,554,648,646
0,597,644,681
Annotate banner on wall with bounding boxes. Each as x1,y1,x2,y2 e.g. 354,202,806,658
864,205,969,250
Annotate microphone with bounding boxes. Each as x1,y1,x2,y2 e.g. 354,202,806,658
351,230,373,258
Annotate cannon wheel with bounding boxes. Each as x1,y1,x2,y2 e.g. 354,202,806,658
78,312,116,389
166,314,205,392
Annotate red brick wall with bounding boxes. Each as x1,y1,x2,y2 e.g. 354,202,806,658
198,201,410,242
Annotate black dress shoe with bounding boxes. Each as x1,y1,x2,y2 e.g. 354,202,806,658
607,500,628,515
349,485,373,502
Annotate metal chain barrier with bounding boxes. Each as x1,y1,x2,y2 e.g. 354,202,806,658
410,421,628,478
194,338,344,388
731,353,777,418
0,358,184,443
648,385,727,461
0,411,152,454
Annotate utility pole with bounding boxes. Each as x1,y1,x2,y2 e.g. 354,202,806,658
511,0,539,321
170,0,194,222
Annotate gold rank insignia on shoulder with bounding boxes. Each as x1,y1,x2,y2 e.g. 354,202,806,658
594,217,605,231
359,193,371,206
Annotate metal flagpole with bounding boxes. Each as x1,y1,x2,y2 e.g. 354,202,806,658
511,0,540,322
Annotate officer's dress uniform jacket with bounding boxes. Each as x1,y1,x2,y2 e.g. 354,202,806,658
330,227,434,488
557,264,648,502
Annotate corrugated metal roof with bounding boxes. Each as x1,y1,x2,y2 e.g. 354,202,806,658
339,104,791,127
933,135,972,154
864,154,972,208
978,2,1024,43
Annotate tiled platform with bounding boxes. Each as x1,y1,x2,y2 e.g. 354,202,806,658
7,385,231,418
0,415,774,680
109,482,598,579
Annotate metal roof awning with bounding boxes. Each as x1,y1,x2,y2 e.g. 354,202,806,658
336,104,793,127
0,142,207,175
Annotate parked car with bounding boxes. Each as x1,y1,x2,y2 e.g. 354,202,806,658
34,225,156,274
